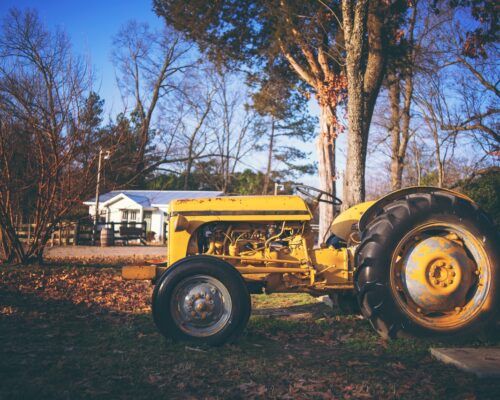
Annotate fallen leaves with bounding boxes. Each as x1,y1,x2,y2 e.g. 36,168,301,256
0,267,152,316
1,265,499,400
237,381,268,398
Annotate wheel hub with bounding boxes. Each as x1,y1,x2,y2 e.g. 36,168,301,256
402,236,475,312
428,259,457,289
182,285,222,324
186,290,218,320
172,275,232,337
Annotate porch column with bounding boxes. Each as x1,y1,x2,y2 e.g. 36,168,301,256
159,210,164,242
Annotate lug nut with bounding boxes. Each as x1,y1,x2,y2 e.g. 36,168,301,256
450,271,456,277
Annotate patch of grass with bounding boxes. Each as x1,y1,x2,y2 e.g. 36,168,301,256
1,265,499,399
252,292,318,308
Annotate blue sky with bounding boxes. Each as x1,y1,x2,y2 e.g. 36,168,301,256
0,0,164,116
0,0,325,188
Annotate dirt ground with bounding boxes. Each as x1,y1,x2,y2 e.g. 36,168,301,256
44,245,167,263
1,265,500,399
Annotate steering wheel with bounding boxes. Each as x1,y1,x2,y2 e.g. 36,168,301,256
295,184,342,206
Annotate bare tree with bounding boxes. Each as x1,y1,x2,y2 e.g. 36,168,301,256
207,69,260,192
175,70,216,189
112,21,194,183
387,2,418,190
367,2,498,192
0,9,101,264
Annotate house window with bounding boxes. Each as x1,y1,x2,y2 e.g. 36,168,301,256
120,209,139,225
121,210,129,221
129,210,138,222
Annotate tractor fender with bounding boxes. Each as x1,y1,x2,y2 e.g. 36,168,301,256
358,186,476,232
331,201,376,241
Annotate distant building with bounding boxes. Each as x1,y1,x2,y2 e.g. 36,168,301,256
83,190,223,242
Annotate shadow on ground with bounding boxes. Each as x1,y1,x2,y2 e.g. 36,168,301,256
1,266,499,399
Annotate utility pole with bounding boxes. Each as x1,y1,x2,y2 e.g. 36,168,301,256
93,148,110,244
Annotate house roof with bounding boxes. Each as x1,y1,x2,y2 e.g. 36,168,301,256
84,190,223,207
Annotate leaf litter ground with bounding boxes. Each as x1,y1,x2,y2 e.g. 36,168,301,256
1,265,499,399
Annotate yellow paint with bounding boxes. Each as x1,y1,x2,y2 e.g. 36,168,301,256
122,265,157,280
310,247,352,287
403,236,473,311
170,195,311,214
330,201,375,241
167,196,312,265
390,221,493,330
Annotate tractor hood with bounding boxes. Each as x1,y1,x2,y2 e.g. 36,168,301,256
169,195,312,221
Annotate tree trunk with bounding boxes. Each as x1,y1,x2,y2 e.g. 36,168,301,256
317,105,336,243
343,73,366,208
397,3,417,188
412,135,422,186
184,137,195,190
0,215,27,264
183,155,193,189
397,68,414,188
432,128,444,187
263,118,275,195
388,71,402,190
342,0,386,209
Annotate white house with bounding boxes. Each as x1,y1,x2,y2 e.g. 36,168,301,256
83,190,223,242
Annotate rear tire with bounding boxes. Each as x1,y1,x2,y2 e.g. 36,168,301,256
355,192,499,340
152,255,251,346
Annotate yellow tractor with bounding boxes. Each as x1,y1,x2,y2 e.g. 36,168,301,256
123,186,499,345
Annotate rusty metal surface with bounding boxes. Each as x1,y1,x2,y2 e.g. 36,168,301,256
390,222,493,330
402,236,474,312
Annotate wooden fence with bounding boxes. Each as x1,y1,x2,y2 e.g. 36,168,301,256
15,221,150,246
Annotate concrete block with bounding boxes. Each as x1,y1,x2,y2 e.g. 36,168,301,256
430,347,500,378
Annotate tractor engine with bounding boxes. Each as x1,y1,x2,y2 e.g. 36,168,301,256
184,221,321,293
192,222,306,259
183,221,351,294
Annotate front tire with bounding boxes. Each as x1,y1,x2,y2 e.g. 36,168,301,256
355,192,499,340
152,256,251,346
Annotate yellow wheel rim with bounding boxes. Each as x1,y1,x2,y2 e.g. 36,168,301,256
390,222,492,330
